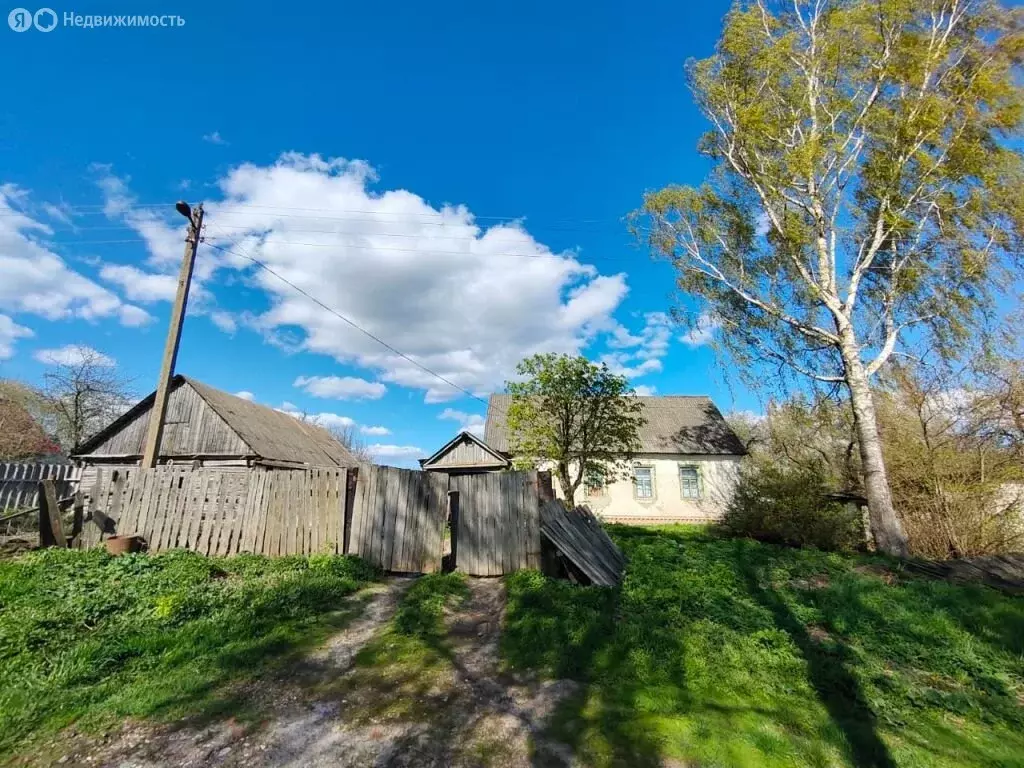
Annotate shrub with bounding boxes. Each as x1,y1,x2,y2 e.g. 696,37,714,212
717,464,863,551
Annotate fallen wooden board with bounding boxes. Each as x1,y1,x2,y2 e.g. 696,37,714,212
539,499,625,586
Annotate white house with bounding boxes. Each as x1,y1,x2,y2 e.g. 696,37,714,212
423,394,747,525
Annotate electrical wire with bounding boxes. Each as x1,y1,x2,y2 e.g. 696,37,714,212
202,239,488,406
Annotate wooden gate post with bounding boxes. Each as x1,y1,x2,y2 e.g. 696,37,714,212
447,489,460,571
38,479,66,548
537,471,555,502
342,467,358,555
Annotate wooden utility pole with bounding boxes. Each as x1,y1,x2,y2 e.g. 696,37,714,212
141,202,204,469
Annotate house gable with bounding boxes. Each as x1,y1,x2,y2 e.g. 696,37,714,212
74,378,249,459
73,375,357,466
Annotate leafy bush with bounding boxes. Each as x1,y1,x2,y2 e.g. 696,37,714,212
0,548,378,757
717,464,863,551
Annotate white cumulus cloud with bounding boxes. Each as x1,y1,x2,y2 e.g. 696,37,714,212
294,374,387,401
0,314,33,360
0,185,151,327
234,390,256,401
439,407,486,437
360,425,391,436
99,264,179,302
368,444,425,459
189,153,629,403
600,312,674,379
34,344,115,367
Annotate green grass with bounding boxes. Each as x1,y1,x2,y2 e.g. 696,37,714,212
0,547,379,759
503,526,1024,768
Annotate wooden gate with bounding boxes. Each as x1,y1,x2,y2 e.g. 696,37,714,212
346,464,448,573
450,471,541,576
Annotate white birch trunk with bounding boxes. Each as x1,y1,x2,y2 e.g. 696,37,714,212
840,333,910,557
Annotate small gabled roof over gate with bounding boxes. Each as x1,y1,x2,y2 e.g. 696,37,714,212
419,431,510,472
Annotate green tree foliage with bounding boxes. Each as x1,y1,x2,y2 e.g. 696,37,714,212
505,354,644,507
637,0,1023,557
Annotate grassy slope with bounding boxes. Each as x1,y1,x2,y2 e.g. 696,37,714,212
504,526,1024,768
0,548,378,759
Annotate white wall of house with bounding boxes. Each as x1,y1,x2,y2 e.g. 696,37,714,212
549,454,744,524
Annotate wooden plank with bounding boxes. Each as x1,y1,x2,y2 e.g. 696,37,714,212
350,465,370,557
281,471,296,556
197,472,220,555
427,473,448,573
376,467,399,570
405,472,425,572
39,480,64,547
484,473,498,575
264,471,280,557
391,469,414,571
458,476,476,575
181,470,205,551
538,499,623,586
525,471,541,569
216,473,238,556
308,468,320,555
252,470,272,555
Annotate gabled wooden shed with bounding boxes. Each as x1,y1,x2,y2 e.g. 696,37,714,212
72,375,357,475
418,431,510,475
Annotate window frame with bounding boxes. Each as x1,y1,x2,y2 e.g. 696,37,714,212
632,464,656,501
678,463,703,500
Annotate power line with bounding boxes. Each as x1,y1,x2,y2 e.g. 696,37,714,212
0,202,626,228
202,239,488,406
43,235,646,263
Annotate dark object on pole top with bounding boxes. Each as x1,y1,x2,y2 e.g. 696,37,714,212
175,201,192,219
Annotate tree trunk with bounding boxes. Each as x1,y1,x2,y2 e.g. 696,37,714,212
557,462,576,508
840,339,910,558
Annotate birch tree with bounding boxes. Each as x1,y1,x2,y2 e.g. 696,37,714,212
638,0,1023,556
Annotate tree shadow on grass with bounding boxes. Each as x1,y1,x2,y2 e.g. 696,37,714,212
503,565,668,767
735,546,897,768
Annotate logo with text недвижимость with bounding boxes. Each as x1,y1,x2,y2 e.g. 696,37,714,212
8,7,56,31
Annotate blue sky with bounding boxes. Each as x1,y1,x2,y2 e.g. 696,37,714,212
0,0,759,464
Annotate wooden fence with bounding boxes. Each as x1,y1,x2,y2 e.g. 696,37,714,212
0,462,81,511
450,471,541,575
79,465,349,556
76,464,545,575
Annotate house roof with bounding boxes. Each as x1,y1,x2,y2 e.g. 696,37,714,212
484,393,747,456
418,431,510,470
75,375,358,467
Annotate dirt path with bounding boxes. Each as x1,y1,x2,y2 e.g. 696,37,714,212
52,578,576,768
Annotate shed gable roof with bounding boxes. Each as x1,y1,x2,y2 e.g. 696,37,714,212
76,375,358,466
484,394,746,456
419,431,510,470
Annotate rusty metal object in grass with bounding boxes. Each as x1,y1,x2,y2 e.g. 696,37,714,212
105,534,144,556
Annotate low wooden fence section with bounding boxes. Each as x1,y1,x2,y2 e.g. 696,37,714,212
451,471,541,576
77,464,546,575
1,462,81,511
80,465,348,556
